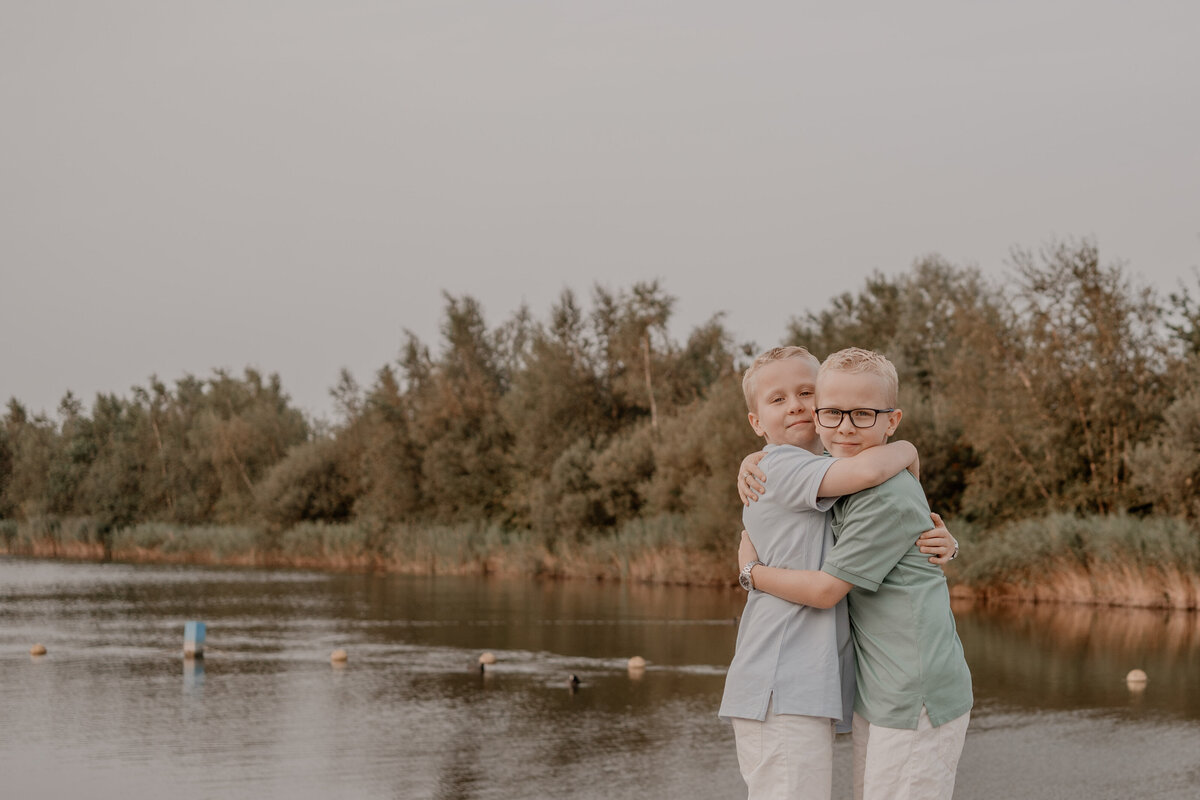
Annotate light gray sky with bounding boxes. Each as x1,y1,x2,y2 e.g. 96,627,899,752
2,1,1197,421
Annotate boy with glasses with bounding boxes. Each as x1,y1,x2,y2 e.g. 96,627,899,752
719,346,957,800
739,347,973,800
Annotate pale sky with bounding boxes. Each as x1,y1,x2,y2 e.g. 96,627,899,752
2,1,1197,422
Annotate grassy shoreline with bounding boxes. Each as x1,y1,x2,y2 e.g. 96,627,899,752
949,563,1200,609
4,513,1198,609
0,516,732,586
948,512,1200,610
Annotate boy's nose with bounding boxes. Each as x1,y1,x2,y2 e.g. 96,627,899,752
837,415,858,433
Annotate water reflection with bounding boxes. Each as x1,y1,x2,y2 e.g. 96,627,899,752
953,598,1200,719
955,597,1200,656
183,657,204,692
2,557,1198,800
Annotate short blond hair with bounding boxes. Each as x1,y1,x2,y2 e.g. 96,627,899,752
817,347,899,406
742,346,820,412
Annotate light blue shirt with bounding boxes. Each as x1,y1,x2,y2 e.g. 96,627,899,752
719,445,855,732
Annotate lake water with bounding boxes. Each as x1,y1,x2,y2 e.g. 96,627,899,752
1,556,1197,799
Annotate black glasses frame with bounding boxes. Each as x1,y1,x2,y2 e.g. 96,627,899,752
814,407,896,429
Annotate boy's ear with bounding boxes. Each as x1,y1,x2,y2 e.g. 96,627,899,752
883,408,903,437
748,411,766,439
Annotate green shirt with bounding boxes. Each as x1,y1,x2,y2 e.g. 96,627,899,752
821,470,973,729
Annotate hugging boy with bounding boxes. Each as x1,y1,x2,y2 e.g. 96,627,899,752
719,346,955,800
739,347,973,800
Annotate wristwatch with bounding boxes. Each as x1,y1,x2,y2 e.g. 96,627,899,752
739,560,763,591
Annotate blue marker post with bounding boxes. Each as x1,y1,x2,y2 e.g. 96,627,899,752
184,621,206,659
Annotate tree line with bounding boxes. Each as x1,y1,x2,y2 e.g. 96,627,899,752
2,239,1198,563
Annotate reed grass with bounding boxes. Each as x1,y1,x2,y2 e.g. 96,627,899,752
114,523,263,562
953,512,1200,609
2,516,108,559
0,513,733,585
8,511,1196,605
549,514,728,584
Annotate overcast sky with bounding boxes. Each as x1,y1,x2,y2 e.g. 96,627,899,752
2,1,1197,421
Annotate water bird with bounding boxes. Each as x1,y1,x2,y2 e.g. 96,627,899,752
330,648,348,663
567,674,581,692
30,643,47,656
1126,668,1148,688
478,652,497,666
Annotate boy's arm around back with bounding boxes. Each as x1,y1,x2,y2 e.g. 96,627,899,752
816,440,918,498
739,531,853,608
761,441,919,512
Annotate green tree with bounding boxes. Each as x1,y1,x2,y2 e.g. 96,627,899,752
644,372,762,546
502,289,611,529
77,394,148,541
0,420,12,519
591,281,676,428
1166,270,1200,356
1130,356,1200,518
1,399,59,518
42,392,94,517
354,365,424,523
947,240,1169,520
188,370,308,522
255,437,356,528
663,314,741,405
401,295,513,523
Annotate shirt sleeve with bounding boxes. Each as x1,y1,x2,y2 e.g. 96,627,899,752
821,479,931,592
762,447,837,513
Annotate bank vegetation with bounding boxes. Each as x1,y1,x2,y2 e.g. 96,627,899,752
2,239,1199,607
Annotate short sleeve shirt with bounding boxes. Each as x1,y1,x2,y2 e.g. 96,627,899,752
719,445,856,732
821,471,973,729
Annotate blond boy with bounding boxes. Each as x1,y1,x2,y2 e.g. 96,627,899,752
719,346,953,800
739,348,973,800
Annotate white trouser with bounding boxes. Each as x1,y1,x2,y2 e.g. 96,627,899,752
852,706,970,800
731,705,836,800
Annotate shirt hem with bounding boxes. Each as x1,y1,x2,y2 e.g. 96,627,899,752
855,698,975,731
822,562,881,592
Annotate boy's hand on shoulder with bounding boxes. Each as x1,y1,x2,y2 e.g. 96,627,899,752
738,450,768,505
917,512,959,565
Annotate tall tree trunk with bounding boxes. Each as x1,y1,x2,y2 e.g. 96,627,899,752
642,334,658,430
